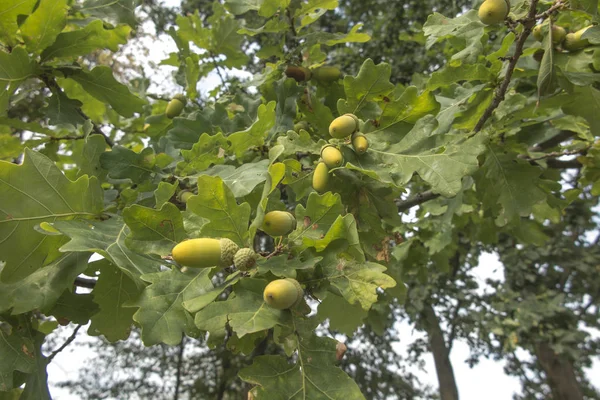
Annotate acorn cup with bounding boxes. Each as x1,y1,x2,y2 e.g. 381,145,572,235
172,238,239,268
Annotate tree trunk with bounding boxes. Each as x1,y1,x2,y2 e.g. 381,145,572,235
534,341,583,400
422,304,460,400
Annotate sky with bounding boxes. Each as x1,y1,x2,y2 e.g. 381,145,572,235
45,0,600,399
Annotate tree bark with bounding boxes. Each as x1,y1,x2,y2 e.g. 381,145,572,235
534,341,584,400
422,304,460,400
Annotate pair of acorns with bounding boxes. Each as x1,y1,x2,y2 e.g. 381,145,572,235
312,113,369,193
171,211,297,270
284,65,341,84
533,24,593,52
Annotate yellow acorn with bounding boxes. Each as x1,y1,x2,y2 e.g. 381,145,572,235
263,278,303,309
329,114,358,138
172,238,239,268
262,211,296,237
551,25,566,45
320,145,344,168
177,190,194,204
478,0,509,25
312,162,330,193
165,94,187,119
351,133,369,154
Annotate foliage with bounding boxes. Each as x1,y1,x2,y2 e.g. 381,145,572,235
1,0,599,398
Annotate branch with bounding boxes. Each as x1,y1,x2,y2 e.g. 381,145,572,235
446,299,463,354
528,147,589,161
210,54,227,88
74,276,97,289
529,130,575,152
395,190,440,212
472,0,540,133
41,75,114,147
533,0,566,20
47,324,82,363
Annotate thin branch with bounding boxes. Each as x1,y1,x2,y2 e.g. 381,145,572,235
546,158,582,169
49,135,87,142
532,0,566,20
40,75,114,147
446,299,463,354
472,0,540,134
74,276,97,289
47,324,82,363
395,190,440,212
173,336,185,400
211,54,227,88
286,7,298,39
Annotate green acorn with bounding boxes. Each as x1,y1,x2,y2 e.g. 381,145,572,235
166,94,187,119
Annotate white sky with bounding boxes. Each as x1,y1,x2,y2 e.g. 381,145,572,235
45,1,599,399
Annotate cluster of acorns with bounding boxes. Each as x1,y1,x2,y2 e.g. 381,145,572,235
312,113,369,193
533,24,594,52
284,65,341,84
170,210,304,310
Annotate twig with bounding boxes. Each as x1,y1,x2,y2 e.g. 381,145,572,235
49,135,87,142
395,190,440,212
533,0,565,21
286,8,298,39
211,54,227,88
74,276,97,289
47,324,82,363
472,0,540,134
546,158,582,169
529,130,575,152
40,75,114,147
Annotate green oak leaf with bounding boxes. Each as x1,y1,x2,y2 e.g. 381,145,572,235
338,59,394,116
0,47,39,116
202,159,270,198
0,253,89,315
357,116,486,197
0,326,36,392
154,182,177,208
423,11,485,63
249,162,286,241
256,254,321,279
183,273,241,313
52,216,163,284
71,134,108,180
43,90,87,127
317,293,367,336
320,253,396,310
131,267,213,346
88,259,144,342
239,334,365,400
123,203,187,256
194,278,292,340
475,145,550,226
0,149,103,282
276,129,325,156
290,192,345,245
47,290,98,325
0,0,37,47
79,0,137,27
303,214,364,260
282,159,313,201
187,175,251,246
67,66,147,117
99,146,156,183
42,19,131,60
295,0,338,28
177,132,228,176
20,0,68,54
228,101,276,158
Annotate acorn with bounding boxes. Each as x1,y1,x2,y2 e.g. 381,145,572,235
233,248,257,271
172,238,239,268
351,133,369,154
165,94,187,119
262,211,296,237
311,66,342,84
177,190,194,204
329,114,358,138
263,278,303,309
320,145,344,168
312,162,330,193
284,65,312,82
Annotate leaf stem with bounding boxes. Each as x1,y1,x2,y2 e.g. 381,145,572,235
47,324,82,363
